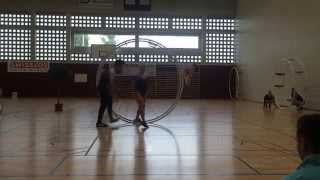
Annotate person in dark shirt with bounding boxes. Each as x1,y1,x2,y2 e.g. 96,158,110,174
264,90,277,110
284,114,320,180
133,66,148,128
96,64,118,127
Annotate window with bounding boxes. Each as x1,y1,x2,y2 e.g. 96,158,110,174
71,16,102,28
0,14,31,26
117,54,135,62
36,15,67,27
139,35,199,49
0,29,31,60
139,54,169,63
175,55,202,63
206,18,235,31
106,16,135,29
71,54,136,62
172,18,202,30
206,33,235,63
0,13,237,64
36,30,67,61
73,34,135,47
139,17,169,29
71,53,101,62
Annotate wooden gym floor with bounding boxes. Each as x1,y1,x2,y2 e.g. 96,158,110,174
0,98,307,180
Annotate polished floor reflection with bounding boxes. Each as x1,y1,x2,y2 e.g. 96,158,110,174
0,98,306,180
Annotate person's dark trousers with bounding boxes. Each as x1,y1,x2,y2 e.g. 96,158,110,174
97,92,113,123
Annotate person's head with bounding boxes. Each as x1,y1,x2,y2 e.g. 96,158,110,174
193,63,199,72
101,64,110,78
102,64,109,71
296,114,320,160
268,90,272,95
114,59,124,74
101,65,110,79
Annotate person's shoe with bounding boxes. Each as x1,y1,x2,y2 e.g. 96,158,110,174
133,118,141,125
140,121,149,128
110,117,120,123
96,122,108,127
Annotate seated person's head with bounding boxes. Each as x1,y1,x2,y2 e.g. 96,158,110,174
297,114,320,160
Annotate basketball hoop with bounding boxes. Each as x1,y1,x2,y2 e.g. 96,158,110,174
91,44,116,59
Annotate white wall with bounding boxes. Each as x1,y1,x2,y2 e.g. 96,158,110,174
0,0,237,17
237,0,320,109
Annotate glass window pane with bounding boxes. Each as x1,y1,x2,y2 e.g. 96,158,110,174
139,35,199,49
73,34,135,47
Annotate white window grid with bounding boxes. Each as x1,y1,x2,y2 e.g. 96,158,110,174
0,13,237,64
106,16,135,29
172,18,202,30
117,54,135,62
104,58,117,62
139,17,169,29
71,53,101,62
36,15,67,27
0,14,31,26
71,16,102,28
175,55,202,63
0,29,31,60
36,30,67,61
206,18,235,31
206,33,235,64
139,54,169,63
72,54,136,62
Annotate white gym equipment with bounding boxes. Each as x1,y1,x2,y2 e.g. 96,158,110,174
92,38,195,124
272,58,307,107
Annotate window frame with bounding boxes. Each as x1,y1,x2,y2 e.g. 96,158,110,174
0,12,237,64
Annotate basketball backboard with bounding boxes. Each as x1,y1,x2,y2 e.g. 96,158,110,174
91,44,116,58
